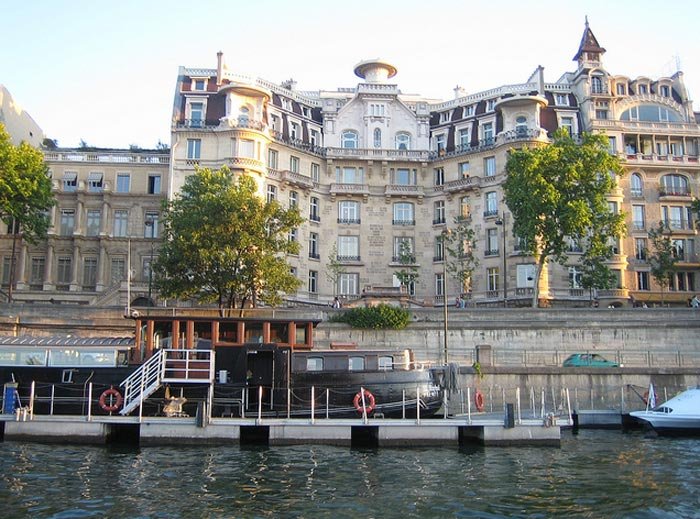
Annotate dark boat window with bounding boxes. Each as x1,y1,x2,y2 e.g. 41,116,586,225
378,356,394,371
62,369,74,383
306,357,324,371
349,356,365,371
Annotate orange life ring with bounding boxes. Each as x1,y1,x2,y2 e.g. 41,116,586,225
99,387,123,413
474,390,485,412
353,389,376,414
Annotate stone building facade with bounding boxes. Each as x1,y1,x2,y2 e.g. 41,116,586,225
1,22,699,308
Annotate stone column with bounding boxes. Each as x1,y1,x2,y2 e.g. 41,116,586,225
43,244,55,291
70,245,81,291
15,243,28,289
96,243,106,291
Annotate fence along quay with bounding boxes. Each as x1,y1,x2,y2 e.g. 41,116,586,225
0,311,561,447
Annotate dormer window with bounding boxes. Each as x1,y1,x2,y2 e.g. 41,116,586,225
591,76,604,94
486,100,495,111
555,94,569,106
464,105,474,117
515,116,527,136
638,84,648,94
369,104,385,116
192,78,206,91
190,102,204,127
290,122,300,140
660,85,670,97
616,83,626,95
396,132,411,150
439,111,451,123
342,130,358,149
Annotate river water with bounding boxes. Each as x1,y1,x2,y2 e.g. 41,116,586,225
0,430,698,518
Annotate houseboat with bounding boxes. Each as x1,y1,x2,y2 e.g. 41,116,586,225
1,310,444,419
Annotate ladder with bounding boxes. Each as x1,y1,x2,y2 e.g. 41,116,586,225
120,349,215,416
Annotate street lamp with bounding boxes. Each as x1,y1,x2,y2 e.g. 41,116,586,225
145,217,156,306
441,229,452,365
495,214,508,308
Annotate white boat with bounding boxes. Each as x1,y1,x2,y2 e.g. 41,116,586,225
630,387,700,436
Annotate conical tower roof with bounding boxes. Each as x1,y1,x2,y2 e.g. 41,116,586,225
573,17,606,61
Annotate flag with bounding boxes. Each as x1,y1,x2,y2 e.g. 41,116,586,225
647,383,657,409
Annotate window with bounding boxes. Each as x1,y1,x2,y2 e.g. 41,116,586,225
60,209,75,236
486,100,495,111
308,270,318,293
336,167,363,184
484,157,496,177
393,236,414,262
1,257,10,286
595,109,609,120
660,85,670,97
569,267,583,289
632,205,645,230
458,128,470,148
239,139,255,158
434,168,445,186
434,201,445,225
339,273,359,295
630,173,643,197
460,197,470,219
661,174,689,196
144,212,159,238
515,116,527,136
30,257,45,287
57,257,72,287
290,122,300,141
268,149,279,169
482,122,494,144
393,202,414,225
464,105,474,117
459,162,470,179
436,273,445,297
434,236,445,262
560,117,574,136
485,192,498,217
608,136,617,154
83,257,97,290
378,356,394,371
369,104,385,116
338,201,360,224
486,229,499,256
638,84,648,94
635,238,647,260
341,130,358,149
310,197,320,222
270,114,281,132
591,76,604,94
373,128,381,148
86,210,101,237
637,271,650,290
288,228,298,243
289,191,298,208
289,156,299,173
111,258,126,284
147,174,161,195
310,130,319,146
187,139,201,160
309,232,319,259
63,172,77,192
116,174,130,193
555,94,569,106
193,78,206,91
143,257,154,285
266,185,277,203
87,172,103,192
306,357,323,371
113,210,128,237
393,168,415,185
337,236,359,261
439,111,451,123
349,356,365,371
662,206,687,230
516,264,536,288
616,83,626,95
435,133,446,152
311,163,320,183
487,267,499,292
189,102,204,127
396,132,411,150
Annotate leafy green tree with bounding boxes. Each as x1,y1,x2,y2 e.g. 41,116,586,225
647,222,678,304
503,130,625,306
579,233,618,304
443,216,479,299
393,238,419,293
325,243,345,296
154,167,303,312
0,124,55,302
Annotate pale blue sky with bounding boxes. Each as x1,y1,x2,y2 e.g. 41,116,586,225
2,0,698,149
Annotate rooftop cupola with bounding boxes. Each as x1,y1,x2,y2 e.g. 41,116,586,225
573,17,606,70
353,59,397,83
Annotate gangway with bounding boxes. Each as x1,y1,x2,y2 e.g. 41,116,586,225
120,349,215,415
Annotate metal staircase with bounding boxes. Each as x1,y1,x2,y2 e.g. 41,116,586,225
120,349,215,415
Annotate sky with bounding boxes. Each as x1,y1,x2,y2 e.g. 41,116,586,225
1,0,698,149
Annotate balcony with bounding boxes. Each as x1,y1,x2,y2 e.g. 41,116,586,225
227,157,266,173
392,219,415,226
308,252,320,260
497,128,543,143
337,255,361,263
175,119,221,130
330,183,370,200
384,185,424,199
659,188,692,199
484,249,499,257
432,217,446,225
325,147,430,162
444,176,479,195
309,214,321,223
337,217,361,225
44,150,169,165
483,209,499,218
280,169,315,190
391,255,416,264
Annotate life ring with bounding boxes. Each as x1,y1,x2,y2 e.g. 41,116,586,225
353,389,376,414
99,388,123,413
474,390,485,412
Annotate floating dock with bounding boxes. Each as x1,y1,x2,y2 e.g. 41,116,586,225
0,415,561,447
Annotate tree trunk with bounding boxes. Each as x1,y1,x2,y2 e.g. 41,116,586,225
7,226,19,303
530,255,546,308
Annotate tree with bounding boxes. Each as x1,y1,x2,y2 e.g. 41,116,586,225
579,233,618,304
393,238,419,294
154,166,303,312
503,130,626,306
647,222,678,304
325,244,345,296
443,216,479,299
0,124,55,302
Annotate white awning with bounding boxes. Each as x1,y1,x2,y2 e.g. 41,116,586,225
87,172,103,181
63,172,77,181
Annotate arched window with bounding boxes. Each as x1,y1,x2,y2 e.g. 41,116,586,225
374,128,382,148
661,174,689,196
620,105,683,123
591,76,604,94
630,173,643,197
515,116,527,136
238,106,250,126
341,130,358,149
396,132,411,150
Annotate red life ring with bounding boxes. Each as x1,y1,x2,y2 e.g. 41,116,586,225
99,388,123,413
474,390,485,412
353,389,376,414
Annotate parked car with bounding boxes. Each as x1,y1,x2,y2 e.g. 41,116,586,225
562,353,619,368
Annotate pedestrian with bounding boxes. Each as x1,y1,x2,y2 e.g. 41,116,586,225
455,296,461,308
691,295,700,308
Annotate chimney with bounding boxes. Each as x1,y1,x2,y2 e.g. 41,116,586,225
216,51,224,86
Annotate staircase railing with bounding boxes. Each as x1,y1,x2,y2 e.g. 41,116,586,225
120,349,166,415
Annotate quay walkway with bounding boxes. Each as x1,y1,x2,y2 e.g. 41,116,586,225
0,413,562,448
